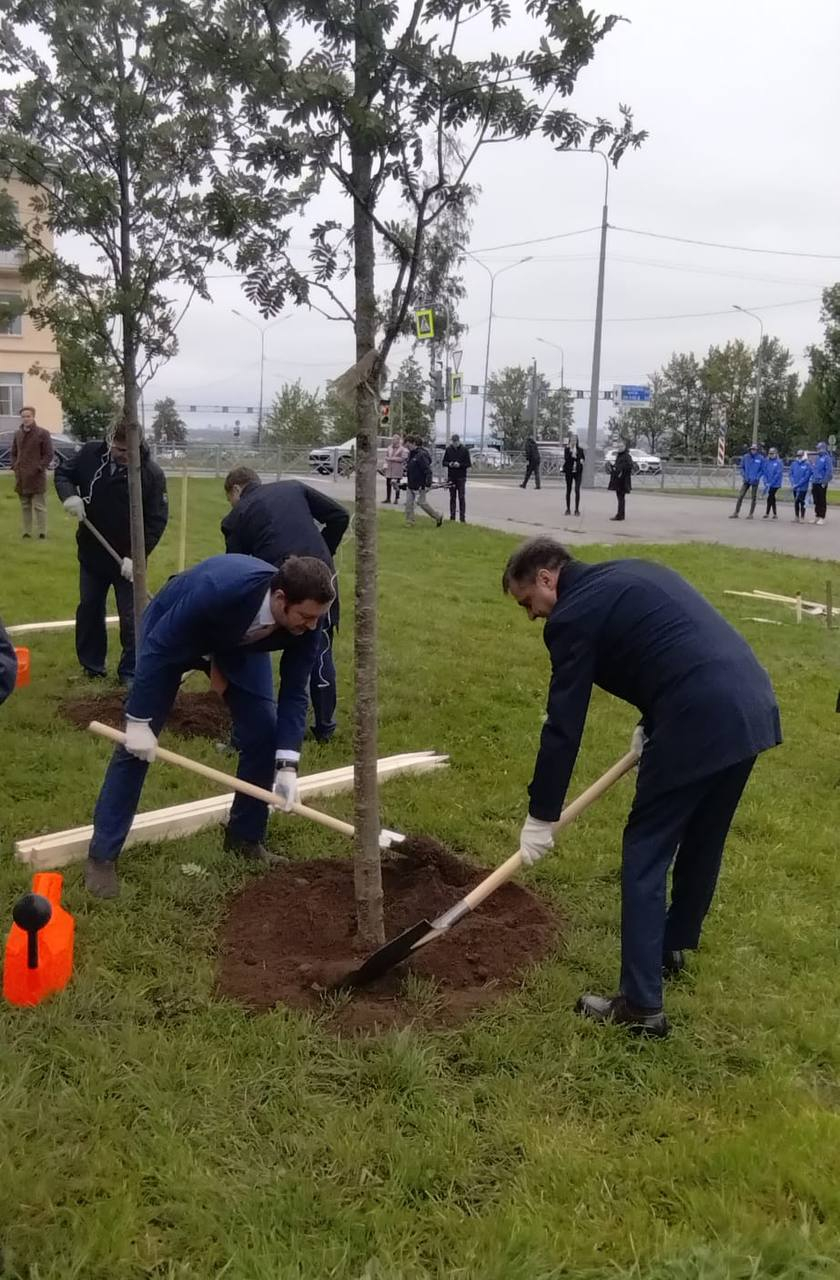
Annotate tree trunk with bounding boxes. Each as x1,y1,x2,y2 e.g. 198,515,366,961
116,139,148,637
350,11,385,947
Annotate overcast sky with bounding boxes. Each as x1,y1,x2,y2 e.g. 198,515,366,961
143,0,840,439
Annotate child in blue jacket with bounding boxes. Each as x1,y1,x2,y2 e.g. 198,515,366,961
762,448,783,519
789,451,812,523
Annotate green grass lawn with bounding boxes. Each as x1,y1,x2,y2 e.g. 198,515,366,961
1,474,839,1279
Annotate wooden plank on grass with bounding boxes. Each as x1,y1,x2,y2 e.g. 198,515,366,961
7,617,119,636
14,751,449,869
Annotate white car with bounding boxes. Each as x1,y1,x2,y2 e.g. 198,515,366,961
308,436,393,476
604,446,661,476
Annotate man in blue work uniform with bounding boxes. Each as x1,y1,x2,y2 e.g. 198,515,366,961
84,553,335,898
730,444,764,519
503,537,781,1037
811,441,833,525
221,468,349,742
0,617,17,706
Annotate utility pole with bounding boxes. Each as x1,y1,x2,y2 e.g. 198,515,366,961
461,250,534,454
530,358,539,434
585,153,609,487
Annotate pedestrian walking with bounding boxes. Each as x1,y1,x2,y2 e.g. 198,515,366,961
83,553,335,898
730,444,764,519
10,406,54,539
789,450,812,523
503,537,781,1037
521,436,541,489
404,435,443,527
442,433,471,522
608,440,633,521
222,469,349,743
811,441,833,525
55,425,169,685
563,436,585,516
0,617,18,707
762,447,783,519
382,433,408,505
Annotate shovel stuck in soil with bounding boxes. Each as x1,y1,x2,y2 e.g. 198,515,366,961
87,722,405,849
336,747,641,990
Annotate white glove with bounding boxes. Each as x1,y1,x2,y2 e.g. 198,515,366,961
630,725,647,759
120,557,134,583
63,495,85,520
124,717,157,762
519,815,555,867
273,766,298,812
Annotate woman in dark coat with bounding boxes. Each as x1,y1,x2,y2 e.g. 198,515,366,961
562,436,585,516
608,441,634,521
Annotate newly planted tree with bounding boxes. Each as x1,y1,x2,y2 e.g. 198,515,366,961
0,0,235,628
213,0,644,943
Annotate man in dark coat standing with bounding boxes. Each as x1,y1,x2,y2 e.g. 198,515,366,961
503,537,781,1037
221,468,349,742
441,433,471,523
55,424,169,684
521,436,541,489
608,440,633,521
11,406,54,539
0,617,18,706
84,552,335,898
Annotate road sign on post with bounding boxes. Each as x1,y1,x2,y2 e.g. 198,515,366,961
450,373,463,402
615,385,651,407
414,308,435,340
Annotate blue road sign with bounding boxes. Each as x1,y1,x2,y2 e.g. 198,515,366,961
619,385,651,404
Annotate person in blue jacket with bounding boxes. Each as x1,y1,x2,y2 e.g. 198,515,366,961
761,447,783,519
789,450,812,523
84,553,335,899
503,537,781,1038
0,617,18,706
811,441,833,525
730,444,764,518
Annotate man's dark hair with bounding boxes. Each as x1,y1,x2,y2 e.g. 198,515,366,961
224,466,261,494
502,537,572,594
271,555,335,605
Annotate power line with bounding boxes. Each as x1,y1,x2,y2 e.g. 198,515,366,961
469,226,601,253
495,296,821,324
611,225,840,261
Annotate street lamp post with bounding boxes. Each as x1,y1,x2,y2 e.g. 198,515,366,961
462,252,533,453
733,304,764,448
536,336,567,434
231,310,288,445
557,148,610,487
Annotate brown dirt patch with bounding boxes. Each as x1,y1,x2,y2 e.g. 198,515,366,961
216,849,563,1034
60,689,232,740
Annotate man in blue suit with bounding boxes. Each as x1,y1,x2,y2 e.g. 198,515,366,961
503,538,781,1037
0,617,17,706
730,444,765,519
84,553,335,898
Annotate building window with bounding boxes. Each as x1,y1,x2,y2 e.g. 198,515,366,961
0,292,23,336
0,372,24,417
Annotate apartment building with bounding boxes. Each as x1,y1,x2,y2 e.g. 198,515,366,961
0,175,62,434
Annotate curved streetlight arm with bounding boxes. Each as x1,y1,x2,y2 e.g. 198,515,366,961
460,249,533,452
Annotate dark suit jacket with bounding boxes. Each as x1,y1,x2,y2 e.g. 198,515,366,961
55,440,168,572
528,558,782,821
126,554,319,755
0,619,17,706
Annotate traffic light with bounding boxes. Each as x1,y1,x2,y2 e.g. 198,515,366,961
380,398,391,427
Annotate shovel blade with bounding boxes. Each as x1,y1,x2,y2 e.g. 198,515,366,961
335,919,433,990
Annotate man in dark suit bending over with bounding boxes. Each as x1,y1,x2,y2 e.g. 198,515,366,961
503,537,781,1037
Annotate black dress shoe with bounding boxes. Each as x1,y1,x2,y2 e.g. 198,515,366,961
576,993,669,1038
662,949,685,978
223,830,288,868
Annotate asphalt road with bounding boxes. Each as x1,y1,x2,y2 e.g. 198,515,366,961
304,474,839,560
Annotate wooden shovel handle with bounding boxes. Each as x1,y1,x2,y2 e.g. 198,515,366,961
458,747,640,915
87,721,357,839
82,517,124,568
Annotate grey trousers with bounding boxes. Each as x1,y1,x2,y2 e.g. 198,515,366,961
405,487,441,524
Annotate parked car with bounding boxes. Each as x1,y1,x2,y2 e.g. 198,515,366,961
603,446,661,476
309,436,392,477
0,430,77,471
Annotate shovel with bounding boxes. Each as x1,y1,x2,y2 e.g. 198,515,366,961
81,517,125,570
88,721,405,849
337,746,640,990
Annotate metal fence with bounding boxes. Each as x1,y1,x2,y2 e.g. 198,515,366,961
153,442,746,492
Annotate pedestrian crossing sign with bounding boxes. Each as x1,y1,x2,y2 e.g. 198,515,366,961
414,308,435,340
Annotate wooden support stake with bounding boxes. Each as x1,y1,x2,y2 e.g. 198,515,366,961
177,458,189,573
795,593,802,624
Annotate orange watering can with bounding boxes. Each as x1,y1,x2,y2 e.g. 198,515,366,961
14,646,30,688
3,873,75,1007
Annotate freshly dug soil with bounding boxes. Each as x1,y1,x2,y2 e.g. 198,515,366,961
60,689,232,740
216,844,563,1034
